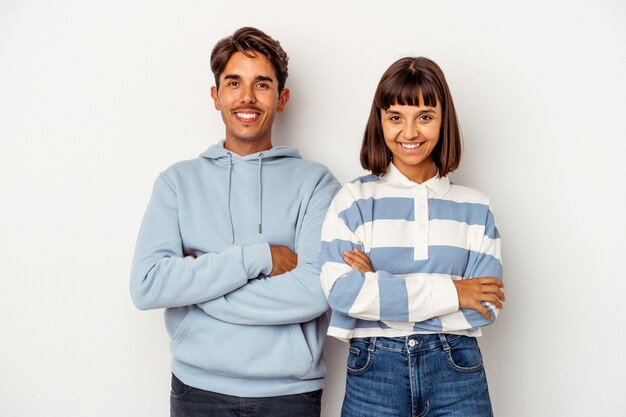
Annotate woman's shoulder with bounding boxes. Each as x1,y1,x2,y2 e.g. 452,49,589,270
349,174,381,185
446,181,491,206
339,174,382,197
327,174,381,209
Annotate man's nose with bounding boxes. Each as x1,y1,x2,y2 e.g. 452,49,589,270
239,84,256,103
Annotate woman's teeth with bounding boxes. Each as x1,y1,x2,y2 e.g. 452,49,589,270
401,143,421,149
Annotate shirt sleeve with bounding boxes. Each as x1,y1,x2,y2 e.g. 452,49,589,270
415,203,502,331
320,186,460,324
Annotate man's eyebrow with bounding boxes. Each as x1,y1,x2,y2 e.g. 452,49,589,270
222,74,274,83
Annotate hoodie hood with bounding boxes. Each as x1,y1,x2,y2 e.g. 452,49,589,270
199,140,302,243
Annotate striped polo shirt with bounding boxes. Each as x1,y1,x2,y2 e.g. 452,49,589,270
320,163,503,341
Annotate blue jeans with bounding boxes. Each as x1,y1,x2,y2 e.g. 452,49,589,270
170,374,322,417
342,334,493,417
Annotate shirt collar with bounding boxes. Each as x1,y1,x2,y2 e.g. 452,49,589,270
380,162,450,197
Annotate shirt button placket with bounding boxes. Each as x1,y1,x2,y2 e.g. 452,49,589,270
414,188,429,260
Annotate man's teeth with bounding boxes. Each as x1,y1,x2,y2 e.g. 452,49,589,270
237,113,257,119
401,143,421,149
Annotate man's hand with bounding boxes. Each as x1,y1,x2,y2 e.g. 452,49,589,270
453,278,505,321
269,245,298,276
343,248,374,273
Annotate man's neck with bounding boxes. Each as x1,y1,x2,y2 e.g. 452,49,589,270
224,138,273,156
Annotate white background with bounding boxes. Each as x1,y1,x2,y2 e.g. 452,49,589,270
1,1,625,416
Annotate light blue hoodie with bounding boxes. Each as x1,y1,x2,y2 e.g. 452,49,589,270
130,141,339,397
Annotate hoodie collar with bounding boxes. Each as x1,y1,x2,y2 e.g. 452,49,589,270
380,162,450,197
199,140,301,161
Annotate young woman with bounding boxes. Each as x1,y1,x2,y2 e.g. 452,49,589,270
320,57,505,417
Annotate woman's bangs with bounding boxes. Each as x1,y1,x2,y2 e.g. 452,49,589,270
377,75,439,110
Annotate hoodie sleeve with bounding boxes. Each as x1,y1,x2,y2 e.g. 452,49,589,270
196,170,340,325
130,173,273,310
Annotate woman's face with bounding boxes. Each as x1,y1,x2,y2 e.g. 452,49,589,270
381,99,442,183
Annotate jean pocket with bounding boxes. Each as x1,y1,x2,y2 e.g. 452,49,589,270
170,374,193,400
346,339,374,375
444,336,484,373
299,389,323,405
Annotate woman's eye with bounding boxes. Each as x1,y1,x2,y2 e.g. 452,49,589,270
420,114,432,121
389,116,400,121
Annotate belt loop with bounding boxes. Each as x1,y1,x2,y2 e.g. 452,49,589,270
368,337,377,352
438,334,450,352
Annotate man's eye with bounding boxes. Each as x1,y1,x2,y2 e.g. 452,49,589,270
257,83,268,89
228,81,239,87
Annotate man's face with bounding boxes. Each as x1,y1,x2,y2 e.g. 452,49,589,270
211,51,290,155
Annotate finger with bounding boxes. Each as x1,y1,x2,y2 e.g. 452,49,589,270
344,256,369,273
476,277,503,287
474,304,493,321
343,251,357,260
485,295,503,310
344,251,367,264
483,286,506,302
351,253,370,265
345,249,365,259
352,250,373,268
343,254,359,267
344,255,366,270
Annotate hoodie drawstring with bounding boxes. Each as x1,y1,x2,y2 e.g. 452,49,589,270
257,153,263,234
226,152,264,244
226,152,235,244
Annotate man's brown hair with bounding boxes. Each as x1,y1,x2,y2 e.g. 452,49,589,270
210,27,289,92
360,57,462,177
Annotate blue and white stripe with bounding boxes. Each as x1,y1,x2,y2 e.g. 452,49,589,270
320,164,503,341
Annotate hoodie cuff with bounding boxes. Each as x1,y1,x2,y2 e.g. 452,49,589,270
431,278,460,317
242,243,272,279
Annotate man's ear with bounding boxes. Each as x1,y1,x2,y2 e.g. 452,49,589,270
210,86,221,110
277,88,290,113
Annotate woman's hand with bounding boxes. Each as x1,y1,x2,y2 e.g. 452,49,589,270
453,278,505,321
343,248,374,273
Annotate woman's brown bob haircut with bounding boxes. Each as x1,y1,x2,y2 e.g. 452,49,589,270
210,27,289,93
360,57,462,178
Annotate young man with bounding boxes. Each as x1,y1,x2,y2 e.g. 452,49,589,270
130,27,339,417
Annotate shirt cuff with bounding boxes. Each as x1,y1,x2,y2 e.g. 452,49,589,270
431,278,460,317
242,243,272,278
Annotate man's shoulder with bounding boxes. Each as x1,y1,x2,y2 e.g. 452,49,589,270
159,156,205,178
149,157,209,192
285,157,331,172
281,158,338,184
